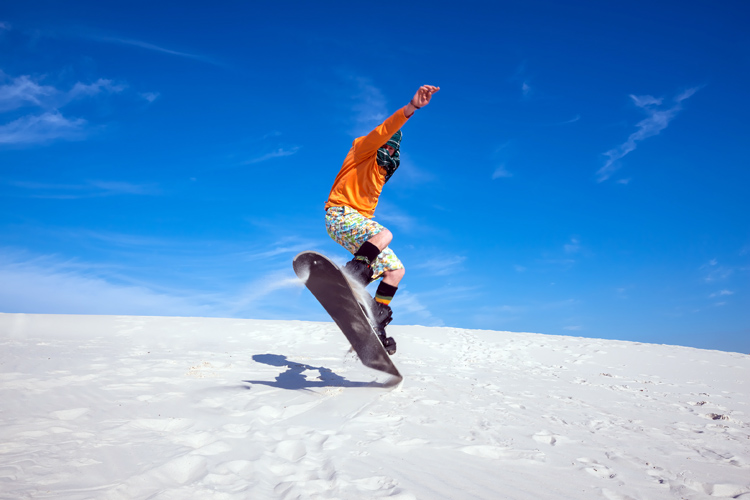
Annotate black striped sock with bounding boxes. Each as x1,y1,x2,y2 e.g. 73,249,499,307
375,282,398,305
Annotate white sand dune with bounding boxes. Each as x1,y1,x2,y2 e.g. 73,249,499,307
1,313,749,499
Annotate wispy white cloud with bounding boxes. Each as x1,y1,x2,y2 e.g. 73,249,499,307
139,92,160,103
709,289,733,298
88,180,159,196
410,255,466,276
525,114,582,127
389,290,444,327
346,75,388,137
470,303,527,326
509,62,535,101
0,73,127,145
491,142,514,180
236,240,318,263
86,35,220,66
0,22,10,31
535,115,582,127
563,325,582,331
8,179,160,198
375,203,422,233
0,74,125,112
227,270,304,316
0,75,58,112
61,230,175,249
0,112,87,144
564,237,581,254
393,152,436,185
701,259,734,282
558,114,581,125
68,78,126,98
0,238,319,319
0,250,223,317
491,164,513,180
242,146,300,165
597,87,701,182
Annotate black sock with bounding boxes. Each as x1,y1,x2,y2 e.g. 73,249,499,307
375,282,398,305
354,241,380,265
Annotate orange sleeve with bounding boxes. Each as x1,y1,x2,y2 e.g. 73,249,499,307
352,107,411,160
324,107,411,218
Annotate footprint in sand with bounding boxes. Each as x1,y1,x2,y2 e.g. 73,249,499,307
263,433,343,499
578,457,617,479
532,430,559,446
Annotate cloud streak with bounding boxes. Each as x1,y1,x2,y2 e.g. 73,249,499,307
0,74,125,112
564,237,581,254
597,87,701,182
0,241,321,320
86,35,221,66
0,250,222,317
0,73,126,145
492,164,513,180
701,258,734,283
8,179,161,198
243,147,301,165
0,74,57,112
410,255,467,276
0,112,87,144
345,75,388,137
375,203,421,233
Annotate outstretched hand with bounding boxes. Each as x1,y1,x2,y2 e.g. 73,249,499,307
411,85,440,108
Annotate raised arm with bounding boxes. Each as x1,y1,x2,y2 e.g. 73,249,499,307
354,85,441,156
404,85,440,117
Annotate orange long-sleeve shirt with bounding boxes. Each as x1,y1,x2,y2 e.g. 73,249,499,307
324,106,411,219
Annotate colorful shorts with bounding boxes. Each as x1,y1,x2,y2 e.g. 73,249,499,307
325,206,404,281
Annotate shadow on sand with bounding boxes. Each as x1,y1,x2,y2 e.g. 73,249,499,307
242,354,396,390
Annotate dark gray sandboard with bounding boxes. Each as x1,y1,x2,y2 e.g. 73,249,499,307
293,251,402,382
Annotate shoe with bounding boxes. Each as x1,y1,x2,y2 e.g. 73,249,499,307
372,301,396,355
343,258,372,286
371,301,393,329
378,332,397,355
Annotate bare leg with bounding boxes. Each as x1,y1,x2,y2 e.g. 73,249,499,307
382,267,405,287
367,229,392,251
364,229,404,286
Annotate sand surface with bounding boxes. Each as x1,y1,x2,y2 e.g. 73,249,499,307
1,313,749,499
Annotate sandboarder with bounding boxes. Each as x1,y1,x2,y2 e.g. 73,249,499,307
324,84,440,354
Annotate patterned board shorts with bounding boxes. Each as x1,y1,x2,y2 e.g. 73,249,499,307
325,206,404,281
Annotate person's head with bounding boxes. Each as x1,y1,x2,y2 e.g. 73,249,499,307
377,130,402,182
383,130,402,153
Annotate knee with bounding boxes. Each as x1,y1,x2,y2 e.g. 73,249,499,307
369,229,393,250
384,267,405,282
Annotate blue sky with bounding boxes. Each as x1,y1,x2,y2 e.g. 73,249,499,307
2,1,748,353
